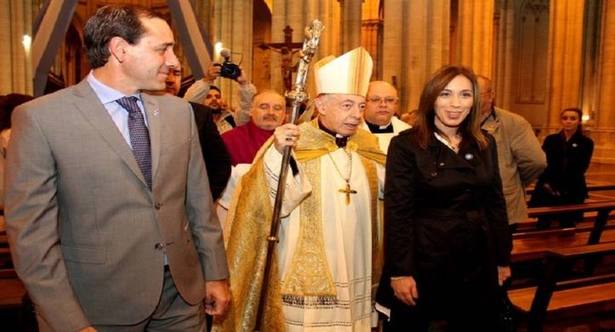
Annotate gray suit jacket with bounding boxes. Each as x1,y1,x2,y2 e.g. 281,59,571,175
5,80,228,331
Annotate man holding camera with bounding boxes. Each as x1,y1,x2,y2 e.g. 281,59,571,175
184,62,256,134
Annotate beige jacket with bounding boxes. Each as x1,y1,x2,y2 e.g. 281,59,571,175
481,107,546,224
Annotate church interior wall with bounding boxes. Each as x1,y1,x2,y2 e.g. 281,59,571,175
1,0,615,163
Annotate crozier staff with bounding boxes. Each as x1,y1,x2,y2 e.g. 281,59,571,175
216,47,386,331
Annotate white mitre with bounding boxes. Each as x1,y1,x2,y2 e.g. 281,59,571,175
314,47,373,96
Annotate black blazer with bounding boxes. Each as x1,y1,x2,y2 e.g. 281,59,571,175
533,130,593,203
377,129,511,306
190,102,231,200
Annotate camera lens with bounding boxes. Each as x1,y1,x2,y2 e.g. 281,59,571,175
220,62,241,80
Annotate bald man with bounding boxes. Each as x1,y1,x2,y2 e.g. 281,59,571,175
362,81,410,152
221,90,286,166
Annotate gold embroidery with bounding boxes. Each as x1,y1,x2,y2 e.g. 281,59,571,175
215,119,386,331
213,160,285,332
280,157,337,298
359,156,384,293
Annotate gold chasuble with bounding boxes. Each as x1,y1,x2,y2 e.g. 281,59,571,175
215,119,385,331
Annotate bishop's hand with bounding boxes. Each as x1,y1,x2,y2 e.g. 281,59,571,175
273,123,300,153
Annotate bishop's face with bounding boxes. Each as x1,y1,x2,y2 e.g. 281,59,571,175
317,94,366,137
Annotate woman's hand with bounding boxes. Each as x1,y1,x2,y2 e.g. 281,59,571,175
391,276,419,306
497,266,511,286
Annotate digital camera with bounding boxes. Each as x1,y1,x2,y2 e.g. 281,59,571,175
217,49,241,80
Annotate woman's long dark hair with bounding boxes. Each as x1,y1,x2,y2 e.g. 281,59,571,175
413,65,488,150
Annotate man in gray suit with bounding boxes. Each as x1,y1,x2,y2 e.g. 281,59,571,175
5,5,229,332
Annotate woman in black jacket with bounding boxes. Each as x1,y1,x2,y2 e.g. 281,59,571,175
529,108,594,228
383,65,512,331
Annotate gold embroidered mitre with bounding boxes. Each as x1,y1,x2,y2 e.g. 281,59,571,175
314,47,373,96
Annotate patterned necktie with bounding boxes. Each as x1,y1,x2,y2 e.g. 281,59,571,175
116,96,152,190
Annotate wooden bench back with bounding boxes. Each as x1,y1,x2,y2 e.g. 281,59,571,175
509,242,615,331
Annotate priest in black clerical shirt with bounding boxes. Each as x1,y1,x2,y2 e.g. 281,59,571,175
361,80,411,153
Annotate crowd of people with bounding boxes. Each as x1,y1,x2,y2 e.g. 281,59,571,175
1,4,596,332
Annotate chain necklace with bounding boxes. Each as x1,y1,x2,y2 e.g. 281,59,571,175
326,149,357,205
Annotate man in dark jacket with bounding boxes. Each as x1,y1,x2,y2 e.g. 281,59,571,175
165,67,231,200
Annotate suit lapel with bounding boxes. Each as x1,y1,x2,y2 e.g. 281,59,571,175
71,80,147,187
142,94,161,186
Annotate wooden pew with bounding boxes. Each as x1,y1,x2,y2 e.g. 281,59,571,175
526,183,615,196
508,242,615,331
512,228,615,263
0,275,26,310
511,200,615,263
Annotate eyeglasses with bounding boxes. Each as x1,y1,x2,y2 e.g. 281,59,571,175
367,96,398,104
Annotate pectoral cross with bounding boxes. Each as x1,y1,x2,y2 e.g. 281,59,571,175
339,181,357,205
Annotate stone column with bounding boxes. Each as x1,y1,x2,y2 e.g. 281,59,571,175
269,0,340,93
547,0,585,127
594,0,615,163
213,0,253,110
340,0,362,52
0,0,32,95
382,0,450,113
494,0,515,110
597,0,615,129
457,0,495,77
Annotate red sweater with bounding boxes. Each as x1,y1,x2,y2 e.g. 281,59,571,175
221,121,274,166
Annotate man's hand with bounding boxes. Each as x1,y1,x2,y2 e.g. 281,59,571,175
205,63,221,82
204,280,231,317
497,266,512,286
236,66,248,85
273,123,300,153
391,276,419,306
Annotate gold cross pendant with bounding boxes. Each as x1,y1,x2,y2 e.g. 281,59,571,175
339,182,357,205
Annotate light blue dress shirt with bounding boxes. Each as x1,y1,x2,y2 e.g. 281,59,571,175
86,72,149,149
85,73,168,264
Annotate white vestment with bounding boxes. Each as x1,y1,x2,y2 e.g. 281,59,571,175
263,145,383,331
361,116,411,153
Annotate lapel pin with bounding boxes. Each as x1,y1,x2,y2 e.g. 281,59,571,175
464,153,474,160
572,143,578,148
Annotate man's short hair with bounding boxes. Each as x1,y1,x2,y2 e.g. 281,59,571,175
84,5,164,69
209,85,221,94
